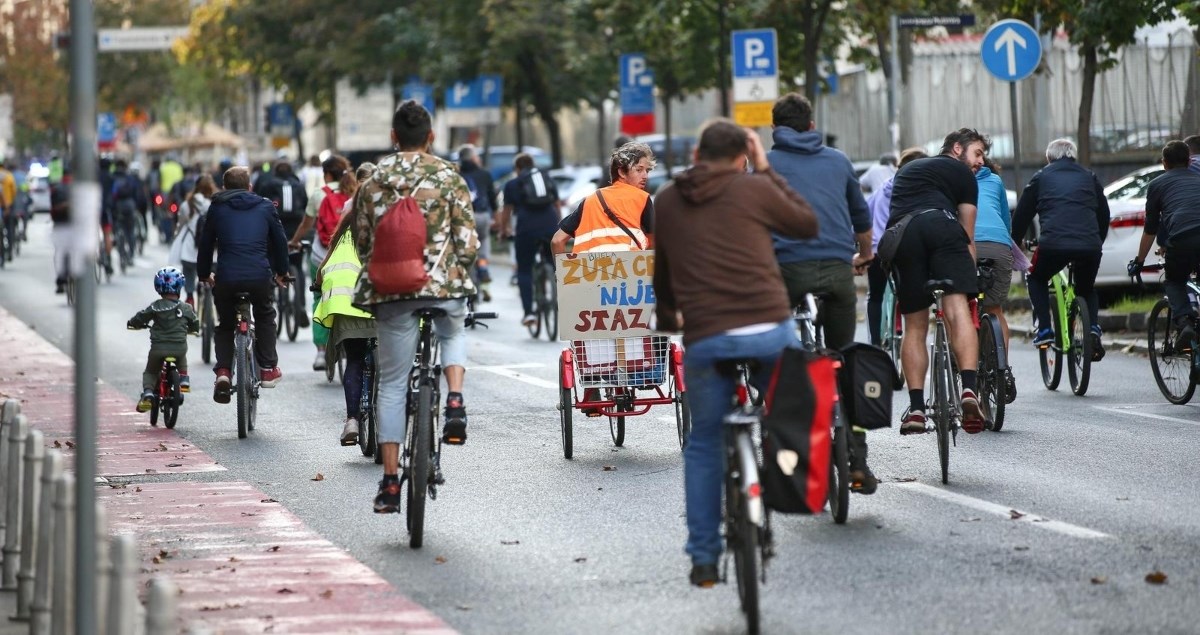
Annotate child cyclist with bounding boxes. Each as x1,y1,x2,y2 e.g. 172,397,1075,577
128,267,200,412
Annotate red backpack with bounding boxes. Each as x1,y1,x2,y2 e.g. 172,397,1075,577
366,190,430,295
316,186,351,248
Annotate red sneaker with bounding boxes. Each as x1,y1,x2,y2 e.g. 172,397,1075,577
213,368,232,404
260,366,283,388
960,389,985,434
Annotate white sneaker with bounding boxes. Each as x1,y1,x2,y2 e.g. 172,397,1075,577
521,314,537,327
340,418,359,446
313,350,327,371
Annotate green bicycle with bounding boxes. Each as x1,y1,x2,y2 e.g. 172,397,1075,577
1033,262,1093,396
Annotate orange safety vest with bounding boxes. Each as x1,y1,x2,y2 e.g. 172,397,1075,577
571,181,651,253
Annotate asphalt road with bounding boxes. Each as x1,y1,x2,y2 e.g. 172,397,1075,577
3,215,1199,634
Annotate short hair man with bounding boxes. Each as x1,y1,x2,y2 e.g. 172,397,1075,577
1183,134,1200,176
766,92,877,492
1011,138,1110,361
345,100,479,513
495,152,560,327
887,128,989,435
458,144,498,300
1130,140,1200,352
654,118,817,588
197,166,291,402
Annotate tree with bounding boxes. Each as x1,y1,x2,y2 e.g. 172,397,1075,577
0,0,69,155
95,0,192,119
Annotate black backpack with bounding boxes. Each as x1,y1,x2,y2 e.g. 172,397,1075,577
519,169,558,208
463,171,492,215
111,174,138,216
275,178,308,221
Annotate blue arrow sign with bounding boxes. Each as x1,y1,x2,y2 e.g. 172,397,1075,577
446,80,477,109
446,76,503,109
402,82,435,114
619,53,655,115
981,19,1042,82
731,29,778,79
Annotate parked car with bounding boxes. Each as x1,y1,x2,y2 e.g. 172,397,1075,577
1094,164,1164,286
635,134,696,166
481,145,552,181
549,165,604,211
27,164,51,214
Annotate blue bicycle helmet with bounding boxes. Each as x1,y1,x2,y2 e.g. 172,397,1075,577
154,266,185,295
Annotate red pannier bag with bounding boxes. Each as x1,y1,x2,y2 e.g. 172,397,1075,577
760,348,837,515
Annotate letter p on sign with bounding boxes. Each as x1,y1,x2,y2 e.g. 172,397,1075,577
745,38,767,70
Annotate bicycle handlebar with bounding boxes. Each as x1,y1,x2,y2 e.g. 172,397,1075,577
470,312,498,320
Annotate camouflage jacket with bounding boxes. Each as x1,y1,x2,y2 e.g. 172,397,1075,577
350,151,478,307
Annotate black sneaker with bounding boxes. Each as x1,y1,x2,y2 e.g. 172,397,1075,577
442,395,467,445
1003,368,1017,404
373,478,402,513
1090,332,1106,362
1175,323,1196,353
848,431,878,495
689,563,719,588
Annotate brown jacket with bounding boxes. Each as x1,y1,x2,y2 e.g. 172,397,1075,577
653,164,817,345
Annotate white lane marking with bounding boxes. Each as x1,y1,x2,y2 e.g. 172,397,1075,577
1093,406,1200,427
892,481,1110,540
475,365,558,390
469,363,543,371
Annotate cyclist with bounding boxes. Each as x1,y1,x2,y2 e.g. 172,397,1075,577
288,155,358,372
1129,140,1200,350
344,100,478,513
197,166,290,403
1011,138,1110,361
50,170,72,293
765,93,877,492
887,128,987,435
974,156,1018,401
128,267,199,412
858,153,897,195
865,148,927,346
653,119,817,587
0,159,16,259
496,153,560,328
171,174,218,307
551,140,657,415
459,145,498,302
110,159,147,267
257,158,311,330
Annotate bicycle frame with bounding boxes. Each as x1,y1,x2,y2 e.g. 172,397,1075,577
1048,268,1076,352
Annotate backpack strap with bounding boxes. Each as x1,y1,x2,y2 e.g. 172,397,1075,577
593,190,643,250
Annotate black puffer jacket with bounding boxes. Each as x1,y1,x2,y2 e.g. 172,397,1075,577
1011,158,1110,251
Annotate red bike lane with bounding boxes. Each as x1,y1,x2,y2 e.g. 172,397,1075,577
0,307,454,634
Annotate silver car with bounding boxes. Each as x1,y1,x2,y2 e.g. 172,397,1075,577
1097,164,1164,286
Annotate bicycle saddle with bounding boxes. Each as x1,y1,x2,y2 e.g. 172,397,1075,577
234,292,252,301
976,258,996,268
411,307,448,318
924,279,957,293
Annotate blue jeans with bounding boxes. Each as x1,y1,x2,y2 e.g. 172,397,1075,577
682,320,798,566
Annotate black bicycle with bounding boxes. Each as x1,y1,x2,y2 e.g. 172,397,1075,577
723,363,770,635
233,292,261,439
358,338,380,460
527,240,558,340
114,209,137,274
401,307,495,548
277,240,310,342
197,284,216,364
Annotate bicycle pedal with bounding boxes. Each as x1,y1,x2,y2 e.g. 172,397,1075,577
429,486,438,501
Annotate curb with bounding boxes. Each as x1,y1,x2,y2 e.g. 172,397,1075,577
1008,317,1149,355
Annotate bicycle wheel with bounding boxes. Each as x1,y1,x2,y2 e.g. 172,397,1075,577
609,391,626,447
882,284,904,384
149,394,160,427
278,286,297,342
559,357,573,459
726,430,761,635
285,277,301,342
406,383,433,549
65,278,77,306
1067,297,1092,396
932,341,951,485
528,267,544,339
977,314,1006,431
541,263,558,340
828,417,849,524
674,388,691,451
235,333,251,439
360,360,378,458
200,290,214,365
164,367,180,429
1039,300,1063,390
1148,298,1196,404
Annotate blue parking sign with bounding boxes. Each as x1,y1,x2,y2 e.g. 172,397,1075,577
619,53,655,115
731,29,778,79
403,82,436,114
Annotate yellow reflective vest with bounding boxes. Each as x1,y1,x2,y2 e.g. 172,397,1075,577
314,233,373,328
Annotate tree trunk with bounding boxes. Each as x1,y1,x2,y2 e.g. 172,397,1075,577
663,93,675,171
717,0,730,117
1181,30,1200,137
290,102,305,162
514,93,525,151
596,100,610,185
1077,44,1099,167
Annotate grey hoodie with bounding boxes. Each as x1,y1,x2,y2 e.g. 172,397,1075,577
128,299,199,346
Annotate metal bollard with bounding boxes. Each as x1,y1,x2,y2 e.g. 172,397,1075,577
14,429,45,621
145,576,178,635
94,502,110,633
2,413,28,590
0,399,15,548
30,451,62,635
50,474,75,635
106,534,137,635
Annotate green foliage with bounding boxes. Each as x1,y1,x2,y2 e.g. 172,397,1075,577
0,0,69,152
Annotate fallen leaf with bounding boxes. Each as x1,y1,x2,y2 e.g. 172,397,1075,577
892,477,917,483
501,540,520,546
319,589,333,599
1145,571,1168,585
260,498,278,503
152,556,163,564
574,557,587,563
53,440,62,448
1009,510,1025,520
602,466,616,471
312,473,325,481
597,487,603,491
229,557,239,563
108,482,128,489
434,556,447,564
277,588,295,594
166,463,183,468
135,487,142,493
199,606,222,612
159,549,169,558
65,440,75,449
1014,546,1030,552
960,517,981,522
157,443,168,452
1091,576,1108,585
241,512,257,517
456,605,471,611
1116,497,1129,501
267,545,281,552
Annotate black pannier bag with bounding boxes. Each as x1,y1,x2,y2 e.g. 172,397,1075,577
760,348,837,515
837,343,902,430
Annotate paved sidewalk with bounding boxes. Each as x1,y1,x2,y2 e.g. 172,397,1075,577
0,307,454,634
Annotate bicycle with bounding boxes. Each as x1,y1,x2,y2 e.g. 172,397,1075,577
528,239,558,340
791,293,850,524
401,306,495,548
114,209,137,274
357,338,380,460
65,241,105,307
232,291,261,439
924,281,962,485
972,260,1009,431
1136,262,1199,404
879,274,904,383
147,357,184,429
196,284,215,364
277,241,310,342
1030,260,1093,396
